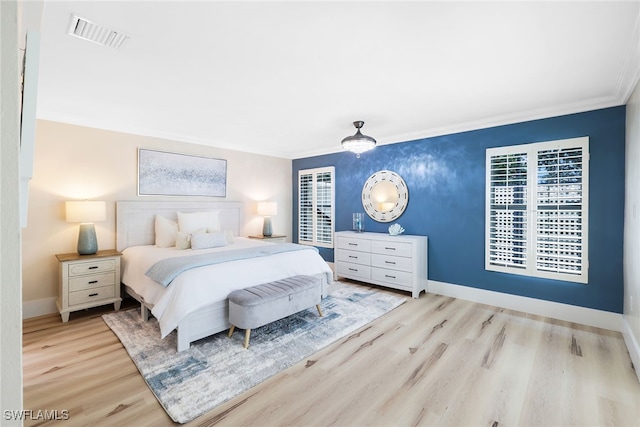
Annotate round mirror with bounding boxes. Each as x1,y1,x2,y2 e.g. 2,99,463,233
361,170,408,222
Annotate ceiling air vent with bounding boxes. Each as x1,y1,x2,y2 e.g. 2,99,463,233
67,14,129,49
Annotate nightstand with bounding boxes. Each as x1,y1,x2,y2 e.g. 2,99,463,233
248,235,287,242
56,249,122,322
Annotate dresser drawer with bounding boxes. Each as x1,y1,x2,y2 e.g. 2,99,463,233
69,272,116,292
371,267,413,289
337,237,372,252
371,254,413,272
336,249,371,266
68,285,115,306
337,261,371,280
370,240,413,257
68,259,116,276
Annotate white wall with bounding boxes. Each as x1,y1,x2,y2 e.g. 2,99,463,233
1,0,24,422
22,120,292,316
624,77,640,382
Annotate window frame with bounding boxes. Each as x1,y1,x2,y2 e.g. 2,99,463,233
298,166,335,249
485,137,589,284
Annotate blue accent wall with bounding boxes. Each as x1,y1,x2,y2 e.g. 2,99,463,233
292,106,626,313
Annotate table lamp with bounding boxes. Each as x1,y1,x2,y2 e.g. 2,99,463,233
65,200,106,255
257,201,277,237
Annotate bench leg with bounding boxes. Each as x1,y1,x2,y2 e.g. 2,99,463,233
316,304,323,317
244,329,251,349
228,325,235,338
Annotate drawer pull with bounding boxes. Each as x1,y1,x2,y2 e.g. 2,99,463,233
348,243,358,246
348,255,358,259
88,266,99,270
348,268,358,272
385,261,396,265
385,274,396,279
385,247,396,251
88,280,98,284
88,293,98,297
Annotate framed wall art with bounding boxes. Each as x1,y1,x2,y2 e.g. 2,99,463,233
138,148,227,197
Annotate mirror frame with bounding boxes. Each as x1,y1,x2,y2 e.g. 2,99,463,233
361,170,409,222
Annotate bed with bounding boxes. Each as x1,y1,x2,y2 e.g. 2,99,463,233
116,200,333,352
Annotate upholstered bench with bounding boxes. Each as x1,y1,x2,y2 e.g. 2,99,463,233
227,275,323,348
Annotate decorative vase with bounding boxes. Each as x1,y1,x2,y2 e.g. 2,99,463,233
353,213,365,233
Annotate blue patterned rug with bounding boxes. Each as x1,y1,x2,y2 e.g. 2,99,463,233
102,281,405,423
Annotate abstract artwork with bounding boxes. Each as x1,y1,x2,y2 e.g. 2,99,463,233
138,148,227,197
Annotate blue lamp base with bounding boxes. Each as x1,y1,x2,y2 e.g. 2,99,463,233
262,217,273,237
77,223,98,255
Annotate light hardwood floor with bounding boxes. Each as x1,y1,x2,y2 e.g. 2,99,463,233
23,282,640,426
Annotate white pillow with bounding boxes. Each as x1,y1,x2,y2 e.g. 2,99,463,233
155,215,178,248
175,228,206,250
177,211,220,234
191,232,228,250
223,229,235,244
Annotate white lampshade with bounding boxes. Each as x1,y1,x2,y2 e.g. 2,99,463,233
257,201,277,217
65,200,107,223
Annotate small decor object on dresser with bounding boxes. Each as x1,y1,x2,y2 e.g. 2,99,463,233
353,212,365,232
388,223,405,236
56,249,122,322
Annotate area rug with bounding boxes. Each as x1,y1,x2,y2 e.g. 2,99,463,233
102,281,405,423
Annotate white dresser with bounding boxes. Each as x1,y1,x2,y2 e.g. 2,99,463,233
334,231,428,298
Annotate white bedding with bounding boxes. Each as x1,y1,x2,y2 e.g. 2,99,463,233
121,237,333,338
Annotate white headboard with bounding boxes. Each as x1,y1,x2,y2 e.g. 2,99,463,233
116,200,243,252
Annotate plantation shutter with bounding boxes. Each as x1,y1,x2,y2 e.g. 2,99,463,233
298,166,335,248
486,137,588,284
487,151,528,270
535,145,587,278
299,172,314,243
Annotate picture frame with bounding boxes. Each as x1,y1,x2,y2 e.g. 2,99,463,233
138,148,227,197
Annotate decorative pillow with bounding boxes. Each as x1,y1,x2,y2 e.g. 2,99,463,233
175,228,207,250
177,211,220,234
191,232,228,250
208,228,234,243
175,232,191,250
155,215,178,248
223,229,235,244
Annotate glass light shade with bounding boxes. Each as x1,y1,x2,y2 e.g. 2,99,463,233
65,200,107,223
341,121,376,156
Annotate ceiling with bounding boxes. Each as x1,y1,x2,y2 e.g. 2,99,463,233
29,1,640,159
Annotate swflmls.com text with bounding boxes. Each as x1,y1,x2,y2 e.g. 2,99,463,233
4,409,69,421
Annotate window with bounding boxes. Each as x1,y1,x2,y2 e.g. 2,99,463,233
298,166,335,248
486,137,589,283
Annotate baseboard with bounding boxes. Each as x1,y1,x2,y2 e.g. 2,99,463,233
621,316,640,383
428,280,623,332
22,297,57,319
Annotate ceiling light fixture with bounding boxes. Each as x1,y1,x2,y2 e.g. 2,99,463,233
341,121,376,158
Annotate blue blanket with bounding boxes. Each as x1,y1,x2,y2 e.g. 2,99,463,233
146,243,318,286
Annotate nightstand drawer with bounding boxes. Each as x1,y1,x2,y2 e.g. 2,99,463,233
69,285,116,306
69,272,115,292
68,259,116,276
